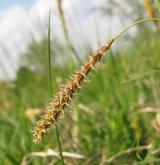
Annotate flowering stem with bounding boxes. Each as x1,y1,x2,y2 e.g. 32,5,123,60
113,18,160,40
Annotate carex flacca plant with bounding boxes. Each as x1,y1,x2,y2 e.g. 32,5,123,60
33,12,160,144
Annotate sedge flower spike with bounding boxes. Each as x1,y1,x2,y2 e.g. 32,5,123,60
33,17,160,144
33,39,114,143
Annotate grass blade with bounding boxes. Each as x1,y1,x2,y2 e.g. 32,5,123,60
48,10,65,165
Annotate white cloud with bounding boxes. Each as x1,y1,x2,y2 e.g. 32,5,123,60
0,0,135,81
0,0,54,81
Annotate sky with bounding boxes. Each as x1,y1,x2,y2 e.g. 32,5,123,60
0,0,133,81
0,0,34,10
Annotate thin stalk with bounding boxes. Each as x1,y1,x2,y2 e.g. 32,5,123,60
48,10,65,165
56,0,82,63
113,18,160,40
48,11,53,95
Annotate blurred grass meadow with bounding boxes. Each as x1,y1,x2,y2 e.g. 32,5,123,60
0,0,160,164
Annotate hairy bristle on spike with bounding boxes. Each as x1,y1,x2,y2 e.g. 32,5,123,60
33,39,114,144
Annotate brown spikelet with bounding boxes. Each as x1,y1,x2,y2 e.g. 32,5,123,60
33,39,114,144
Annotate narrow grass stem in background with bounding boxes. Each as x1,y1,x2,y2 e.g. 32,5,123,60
33,17,160,144
56,0,82,63
48,11,53,95
47,10,65,165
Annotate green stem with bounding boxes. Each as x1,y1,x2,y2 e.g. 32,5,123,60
48,11,52,95
48,10,65,165
113,18,160,40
